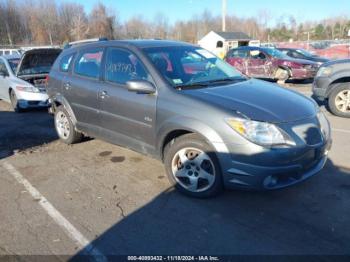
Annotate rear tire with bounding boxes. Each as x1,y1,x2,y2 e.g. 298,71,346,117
163,134,223,198
9,90,23,113
54,105,83,144
328,83,350,118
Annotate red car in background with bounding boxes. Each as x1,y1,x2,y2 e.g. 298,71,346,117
225,46,320,81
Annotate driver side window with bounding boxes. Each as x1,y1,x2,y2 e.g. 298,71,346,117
250,50,266,60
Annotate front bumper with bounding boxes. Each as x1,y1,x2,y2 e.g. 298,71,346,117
18,99,50,108
312,76,332,101
219,138,332,190
16,91,49,109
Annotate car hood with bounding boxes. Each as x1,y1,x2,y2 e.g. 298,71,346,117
16,48,61,77
322,59,350,67
309,56,330,63
183,79,317,123
279,57,317,65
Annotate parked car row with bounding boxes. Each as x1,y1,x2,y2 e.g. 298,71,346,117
0,39,339,198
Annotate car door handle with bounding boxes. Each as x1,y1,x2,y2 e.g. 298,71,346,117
99,90,109,99
63,83,71,90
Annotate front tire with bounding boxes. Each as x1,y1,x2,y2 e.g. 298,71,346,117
163,134,223,198
54,105,83,144
10,90,23,113
275,68,290,83
328,83,350,118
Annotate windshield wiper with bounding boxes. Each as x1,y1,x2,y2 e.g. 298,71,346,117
175,77,247,90
206,77,247,84
175,82,210,90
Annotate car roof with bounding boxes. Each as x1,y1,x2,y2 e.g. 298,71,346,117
67,39,195,51
278,47,298,51
1,54,21,60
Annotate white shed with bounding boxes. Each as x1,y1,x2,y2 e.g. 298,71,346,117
198,31,260,53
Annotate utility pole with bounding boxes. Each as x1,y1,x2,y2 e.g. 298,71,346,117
222,0,226,32
303,31,314,50
348,29,350,57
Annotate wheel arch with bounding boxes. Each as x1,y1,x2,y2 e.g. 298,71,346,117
326,76,350,98
157,117,229,160
274,66,292,80
51,94,77,124
278,65,292,74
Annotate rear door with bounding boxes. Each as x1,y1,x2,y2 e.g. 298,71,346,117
98,47,157,152
64,47,104,132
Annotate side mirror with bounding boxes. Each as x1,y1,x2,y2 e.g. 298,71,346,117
126,80,156,94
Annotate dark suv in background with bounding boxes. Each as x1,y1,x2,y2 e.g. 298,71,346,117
313,59,350,117
47,39,331,198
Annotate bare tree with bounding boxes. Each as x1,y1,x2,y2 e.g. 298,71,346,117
88,2,114,39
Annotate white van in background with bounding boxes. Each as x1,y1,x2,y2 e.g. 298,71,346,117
0,49,21,56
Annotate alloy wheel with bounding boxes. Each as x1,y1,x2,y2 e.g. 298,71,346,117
335,89,350,113
55,111,70,139
171,147,216,192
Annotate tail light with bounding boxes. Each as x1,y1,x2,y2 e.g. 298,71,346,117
45,75,50,85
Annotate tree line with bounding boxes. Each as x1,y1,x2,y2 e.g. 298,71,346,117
0,0,349,47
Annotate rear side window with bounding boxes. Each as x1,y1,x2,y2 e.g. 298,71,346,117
60,53,75,72
105,48,151,85
74,48,103,79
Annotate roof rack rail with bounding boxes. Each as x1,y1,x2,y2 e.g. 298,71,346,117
63,37,108,49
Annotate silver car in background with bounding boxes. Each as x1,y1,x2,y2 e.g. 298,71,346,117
0,49,61,112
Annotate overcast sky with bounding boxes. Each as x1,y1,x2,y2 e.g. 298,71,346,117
81,0,349,26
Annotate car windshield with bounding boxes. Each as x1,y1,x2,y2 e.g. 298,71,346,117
8,58,20,73
143,46,245,88
264,48,289,59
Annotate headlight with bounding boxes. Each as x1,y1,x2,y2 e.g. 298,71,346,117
226,118,294,146
16,85,39,93
317,111,330,140
316,66,332,77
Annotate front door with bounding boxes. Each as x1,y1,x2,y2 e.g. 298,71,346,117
0,60,10,101
99,47,157,153
247,49,272,78
226,49,249,75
